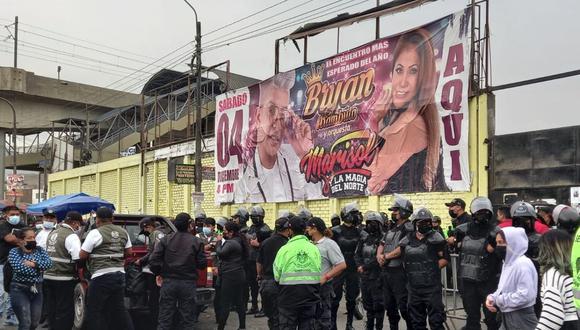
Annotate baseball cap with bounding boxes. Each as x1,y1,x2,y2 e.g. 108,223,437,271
43,209,57,217
275,217,291,231
138,217,155,235
445,198,466,209
64,211,82,223
288,216,306,232
305,217,326,233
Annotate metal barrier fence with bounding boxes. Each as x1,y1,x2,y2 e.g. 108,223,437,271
441,253,466,326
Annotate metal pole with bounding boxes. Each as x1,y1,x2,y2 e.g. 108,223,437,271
375,0,380,39
13,16,18,68
0,97,18,175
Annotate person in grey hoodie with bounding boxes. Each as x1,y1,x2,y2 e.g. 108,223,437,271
485,227,538,329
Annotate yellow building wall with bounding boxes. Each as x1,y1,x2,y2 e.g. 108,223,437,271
48,94,490,229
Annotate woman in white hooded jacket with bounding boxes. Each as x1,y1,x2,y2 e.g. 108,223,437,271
486,227,538,329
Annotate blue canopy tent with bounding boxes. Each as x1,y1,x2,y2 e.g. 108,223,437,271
27,193,115,220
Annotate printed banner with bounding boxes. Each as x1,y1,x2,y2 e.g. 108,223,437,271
215,10,471,204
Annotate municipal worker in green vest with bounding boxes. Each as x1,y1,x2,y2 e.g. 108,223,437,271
79,207,134,330
44,211,83,330
273,216,321,329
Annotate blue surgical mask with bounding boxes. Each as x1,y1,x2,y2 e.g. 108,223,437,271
8,215,20,225
202,227,212,236
43,221,55,230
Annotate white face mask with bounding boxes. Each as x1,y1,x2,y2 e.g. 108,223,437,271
43,221,55,230
35,224,43,230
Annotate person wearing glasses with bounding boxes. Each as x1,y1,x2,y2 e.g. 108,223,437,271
235,71,323,203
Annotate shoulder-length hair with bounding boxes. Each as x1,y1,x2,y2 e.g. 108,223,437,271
538,229,573,276
391,29,440,190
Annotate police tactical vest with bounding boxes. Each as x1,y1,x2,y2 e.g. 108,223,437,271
383,221,413,268
403,235,441,289
333,225,361,270
247,223,272,261
360,231,381,276
44,225,77,281
88,224,128,274
459,234,489,282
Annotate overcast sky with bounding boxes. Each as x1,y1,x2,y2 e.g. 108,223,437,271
0,0,579,135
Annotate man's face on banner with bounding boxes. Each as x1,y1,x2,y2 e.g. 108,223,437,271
256,84,290,159
392,46,420,109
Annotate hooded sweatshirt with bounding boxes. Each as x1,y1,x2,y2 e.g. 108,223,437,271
491,227,538,313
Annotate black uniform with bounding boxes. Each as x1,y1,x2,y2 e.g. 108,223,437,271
331,224,361,329
527,230,542,317
455,222,501,330
257,233,288,329
452,212,472,228
380,220,414,330
245,223,272,311
355,230,384,330
400,231,447,330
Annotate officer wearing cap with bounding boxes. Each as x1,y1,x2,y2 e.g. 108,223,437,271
257,216,291,329
79,207,134,330
135,217,165,325
44,211,83,330
274,216,322,329
305,217,346,330
36,209,58,250
446,198,472,228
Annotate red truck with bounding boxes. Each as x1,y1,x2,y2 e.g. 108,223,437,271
73,214,215,330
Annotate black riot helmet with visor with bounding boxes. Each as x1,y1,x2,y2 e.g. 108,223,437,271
553,204,580,235
250,205,266,225
388,195,414,220
340,202,362,226
413,207,434,235
470,197,494,225
232,207,250,226
510,201,537,235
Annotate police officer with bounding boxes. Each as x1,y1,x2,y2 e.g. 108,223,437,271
386,208,447,330
331,202,363,330
194,209,206,235
451,197,500,330
355,211,385,330
233,207,250,235
446,198,472,227
213,216,229,323
553,204,580,235
79,207,134,330
330,214,341,228
44,211,83,330
247,205,272,315
257,217,291,329
511,201,542,317
376,197,414,330
135,217,165,325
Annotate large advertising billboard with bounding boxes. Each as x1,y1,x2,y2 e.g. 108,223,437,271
215,10,471,204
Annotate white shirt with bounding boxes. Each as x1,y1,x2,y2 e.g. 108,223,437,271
43,223,82,281
81,227,132,279
36,229,52,250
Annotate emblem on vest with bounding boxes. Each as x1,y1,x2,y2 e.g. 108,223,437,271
111,231,120,241
47,234,58,253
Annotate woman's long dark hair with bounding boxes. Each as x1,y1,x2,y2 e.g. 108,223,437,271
225,221,249,261
538,229,573,276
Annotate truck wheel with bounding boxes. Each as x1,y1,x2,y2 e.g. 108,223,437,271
73,283,87,330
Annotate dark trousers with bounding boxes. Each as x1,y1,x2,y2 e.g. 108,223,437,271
408,287,445,330
261,279,280,330
316,283,334,330
213,276,221,323
45,279,76,330
157,278,196,330
331,270,360,328
143,273,160,326
279,304,316,330
381,267,411,330
361,274,384,330
461,280,499,330
10,282,43,330
86,272,134,330
217,275,246,330
245,261,259,309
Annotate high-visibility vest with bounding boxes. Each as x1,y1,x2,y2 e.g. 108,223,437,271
274,235,321,285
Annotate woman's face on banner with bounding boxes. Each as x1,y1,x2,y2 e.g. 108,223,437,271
392,46,420,109
257,86,289,158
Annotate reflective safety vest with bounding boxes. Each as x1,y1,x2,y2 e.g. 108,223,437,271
88,224,128,275
273,235,321,285
44,224,77,281
572,227,580,312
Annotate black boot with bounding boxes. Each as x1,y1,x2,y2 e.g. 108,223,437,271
247,304,259,315
375,313,384,330
366,317,375,330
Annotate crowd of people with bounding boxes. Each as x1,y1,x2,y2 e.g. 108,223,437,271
0,195,577,330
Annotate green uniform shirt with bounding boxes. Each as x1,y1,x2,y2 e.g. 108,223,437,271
274,235,321,285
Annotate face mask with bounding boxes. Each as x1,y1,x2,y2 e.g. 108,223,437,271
495,245,507,260
202,227,212,236
251,216,262,225
366,222,380,234
8,215,20,225
24,241,36,250
417,223,433,235
35,224,43,230
43,221,55,230
473,213,489,225
448,210,457,218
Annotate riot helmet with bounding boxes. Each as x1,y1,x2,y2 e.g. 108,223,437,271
364,211,384,235
216,217,229,232
388,195,413,220
553,204,580,235
340,202,362,225
232,207,249,226
278,210,295,219
470,197,493,225
510,201,536,234
413,207,434,235
250,205,266,226
330,213,341,227
296,206,313,221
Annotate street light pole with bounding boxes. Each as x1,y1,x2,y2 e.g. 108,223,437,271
0,96,18,200
183,0,203,194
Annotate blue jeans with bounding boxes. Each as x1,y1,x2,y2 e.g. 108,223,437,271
0,264,18,325
9,282,42,330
